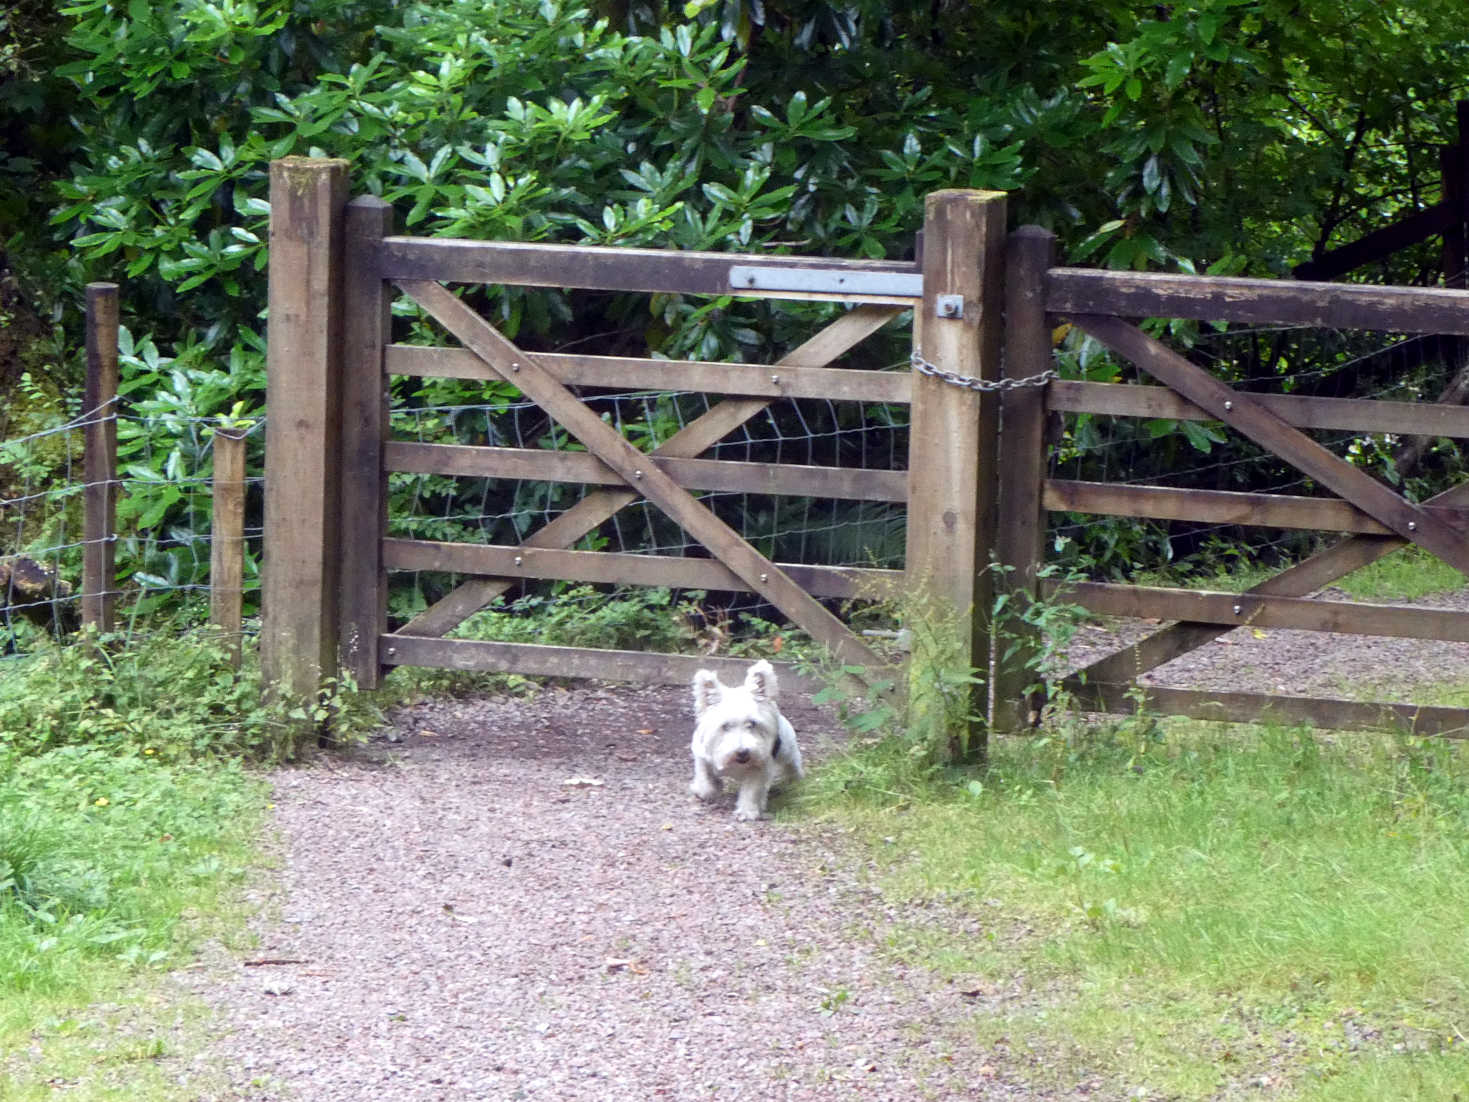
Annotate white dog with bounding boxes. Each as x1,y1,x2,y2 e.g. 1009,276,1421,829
689,660,804,821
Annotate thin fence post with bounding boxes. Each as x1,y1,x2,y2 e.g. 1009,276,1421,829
993,226,1058,731
260,157,349,708
338,196,394,690
209,428,248,668
1443,99,1469,289
904,189,1007,763
82,282,119,634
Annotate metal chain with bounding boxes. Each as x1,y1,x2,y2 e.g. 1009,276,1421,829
910,352,1057,392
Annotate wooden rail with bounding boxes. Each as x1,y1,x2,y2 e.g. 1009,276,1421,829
377,237,922,304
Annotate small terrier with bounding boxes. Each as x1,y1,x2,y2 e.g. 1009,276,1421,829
689,660,804,821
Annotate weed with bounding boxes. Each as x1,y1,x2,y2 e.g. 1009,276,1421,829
0,620,381,762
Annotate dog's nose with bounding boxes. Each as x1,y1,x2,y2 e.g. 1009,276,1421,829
733,749,752,764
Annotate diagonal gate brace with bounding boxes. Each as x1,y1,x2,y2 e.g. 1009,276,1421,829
398,305,899,639
1071,314,1469,575
395,279,887,673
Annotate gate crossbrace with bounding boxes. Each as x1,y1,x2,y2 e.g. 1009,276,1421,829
1066,314,1469,686
1072,315,1469,574
398,305,900,640
394,278,886,672
1076,480,1469,685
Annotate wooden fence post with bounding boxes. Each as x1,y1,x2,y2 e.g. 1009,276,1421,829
82,281,119,634
993,226,1058,731
209,428,248,668
260,157,349,706
338,196,394,690
904,189,1007,762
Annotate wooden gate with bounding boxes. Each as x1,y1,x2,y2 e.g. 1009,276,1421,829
996,227,1469,737
260,159,1008,731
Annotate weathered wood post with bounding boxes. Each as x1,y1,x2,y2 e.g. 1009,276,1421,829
992,226,1058,731
904,189,1007,762
337,195,394,689
260,157,349,707
209,427,248,668
82,281,119,634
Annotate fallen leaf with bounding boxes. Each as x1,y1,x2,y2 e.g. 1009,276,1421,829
419,729,441,738
562,777,605,788
604,957,649,974
1252,628,1268,639
637,728,655,735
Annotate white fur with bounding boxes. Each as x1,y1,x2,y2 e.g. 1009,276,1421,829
689,660,804,821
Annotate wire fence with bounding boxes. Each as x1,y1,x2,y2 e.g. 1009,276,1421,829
1048,323,1469,581
0,400,264,656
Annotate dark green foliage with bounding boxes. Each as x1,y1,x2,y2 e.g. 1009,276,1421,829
4,0,1467,590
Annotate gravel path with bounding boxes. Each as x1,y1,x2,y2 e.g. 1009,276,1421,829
178,685,1037,1101
176,587,1469,1099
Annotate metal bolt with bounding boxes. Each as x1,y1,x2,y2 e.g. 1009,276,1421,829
510,361,520,372
514,555,523,567
386,646,397,657
759,573,768,583
1407,521,1417,531
633,469,643,480
1224,400,1233,412
770,374,780,385
1232,604,1242,616
942,300,958,316
746,274,757,287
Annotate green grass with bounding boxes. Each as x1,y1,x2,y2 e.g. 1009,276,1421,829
0,624,320,1098
0,746,267,1097
1135,544,1466,602
1333,545,1467,602
799,716,1469,1099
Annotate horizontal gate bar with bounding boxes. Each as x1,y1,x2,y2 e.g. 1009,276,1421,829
380,634,828,695
1046,379,1469,439
1060,678,1469,738
1048,268,1469,335
383,442,909,503
383,538,903,601
1047,579,1469,642
377,237,922,303
385,345,913,404
1042,479,1469,535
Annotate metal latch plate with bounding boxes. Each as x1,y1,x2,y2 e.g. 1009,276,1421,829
729,264,923,298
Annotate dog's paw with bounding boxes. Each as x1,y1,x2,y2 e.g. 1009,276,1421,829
690,778,720,802
732,804,764,822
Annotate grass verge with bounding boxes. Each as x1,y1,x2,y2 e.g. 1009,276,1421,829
0,746,267,1098
797,712,1469,1100
0,624,354,1098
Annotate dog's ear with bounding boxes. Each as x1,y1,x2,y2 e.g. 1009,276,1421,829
691,669,723,716
744,660,779,704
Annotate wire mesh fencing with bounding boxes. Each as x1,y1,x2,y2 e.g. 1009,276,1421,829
1047,321,1469,582
0,403,264,657
384,359,915,655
